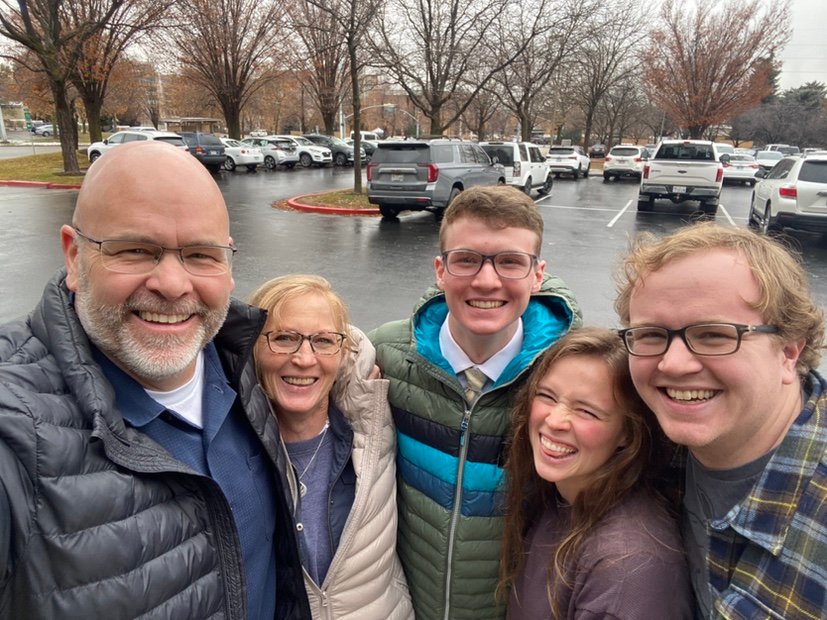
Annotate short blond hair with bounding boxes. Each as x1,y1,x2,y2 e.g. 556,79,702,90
614,223,824,376
439,186,543,254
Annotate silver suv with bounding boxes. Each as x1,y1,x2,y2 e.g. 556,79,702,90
366,140,505,219
480,141,552,196
602,145,648,181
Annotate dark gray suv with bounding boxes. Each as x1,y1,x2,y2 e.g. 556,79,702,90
366,140,505,219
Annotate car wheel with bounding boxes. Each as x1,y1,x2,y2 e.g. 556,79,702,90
603,173,611,182
448,187,462,205
89,151,101,163
761,203,780,235
246,164,258,172
573,166,581,180
537,176,553,196
701,200,719,217
583,166,589,178
300,153,313,168
224,157,236,171
379,204,398,219
637,194,654,212
523,178,532,196
747,195,760,230
334,152,347,166
42,131,51,137
206,164,222,174
264,156,277,170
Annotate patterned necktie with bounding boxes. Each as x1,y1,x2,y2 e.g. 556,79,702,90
463,367,488,403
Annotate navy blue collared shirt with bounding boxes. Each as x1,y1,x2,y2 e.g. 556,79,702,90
94,344,278,620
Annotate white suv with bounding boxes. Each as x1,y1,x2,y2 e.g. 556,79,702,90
602,145,648,181
272,135,333,167
480,141,552,196
749,153,827,234
545,145,591,179
87,130,188,162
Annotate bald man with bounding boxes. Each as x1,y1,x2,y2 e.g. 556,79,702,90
0,143,311,619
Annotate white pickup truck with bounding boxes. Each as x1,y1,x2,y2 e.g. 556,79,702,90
638,140,728,215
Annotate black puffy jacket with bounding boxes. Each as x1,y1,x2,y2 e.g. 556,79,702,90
0,271,311,619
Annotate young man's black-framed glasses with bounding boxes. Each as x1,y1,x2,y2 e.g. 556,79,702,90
618,323,779,357
441,250,538,279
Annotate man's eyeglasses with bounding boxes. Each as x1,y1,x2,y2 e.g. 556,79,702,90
73,228,235,277
618,323,779,357
441,250,538,279
262,330,347,356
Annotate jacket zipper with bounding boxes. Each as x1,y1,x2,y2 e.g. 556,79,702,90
443,401,474,619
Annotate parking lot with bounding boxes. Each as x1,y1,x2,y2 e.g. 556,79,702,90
2,164,827,350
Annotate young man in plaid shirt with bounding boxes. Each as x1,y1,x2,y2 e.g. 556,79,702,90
615,223,826,619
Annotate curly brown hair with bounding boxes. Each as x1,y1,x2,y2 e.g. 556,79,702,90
614,223,824,377
498,327,673,616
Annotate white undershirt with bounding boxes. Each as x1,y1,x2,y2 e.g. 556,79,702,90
439,315,524,385
145,351,206,429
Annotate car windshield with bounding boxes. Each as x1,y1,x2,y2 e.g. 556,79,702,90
200,134,223,146
549,148,575,155
294,137,313,145
329,137,347,146
730,154,755,162
799,161,827,183
655,144,715,161
223,139,240,147
481,145,513,166
372,143,434,164
757,151,784,160
155,137,186,147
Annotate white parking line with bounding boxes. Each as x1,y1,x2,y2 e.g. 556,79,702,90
718,203,736,226
607,200,633,227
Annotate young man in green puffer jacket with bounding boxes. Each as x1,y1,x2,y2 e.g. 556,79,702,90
370,186,582,620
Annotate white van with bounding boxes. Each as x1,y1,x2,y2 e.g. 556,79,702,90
351,131,381,142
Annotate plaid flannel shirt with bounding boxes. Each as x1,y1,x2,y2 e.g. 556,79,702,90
700,371,827,619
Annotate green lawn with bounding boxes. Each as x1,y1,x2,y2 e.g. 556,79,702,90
0,151,86,184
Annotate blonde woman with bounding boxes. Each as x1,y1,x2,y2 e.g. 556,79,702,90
249,275,412,619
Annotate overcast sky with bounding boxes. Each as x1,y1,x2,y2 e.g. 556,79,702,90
777,0,827,90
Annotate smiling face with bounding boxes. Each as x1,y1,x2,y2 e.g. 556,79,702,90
255,293,344,433
528,354,627,503
627,249,803,468
435,216,545,361
62,142,233,391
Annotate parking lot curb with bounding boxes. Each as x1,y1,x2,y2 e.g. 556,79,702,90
286,193,380,216
0,180,82,190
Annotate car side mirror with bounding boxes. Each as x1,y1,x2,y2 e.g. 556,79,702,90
103,139,109,145
719,154,730,163
755,169,767,179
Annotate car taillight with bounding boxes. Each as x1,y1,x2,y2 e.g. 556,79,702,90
750,163,759,169
366,162,376,181
418,163,439,182
715,167,723,182
568,155,577,160
643,164,650,179
195,146,204,154
779,185,797,198
633,156,641,162
514,161,521,176
605,155,613,162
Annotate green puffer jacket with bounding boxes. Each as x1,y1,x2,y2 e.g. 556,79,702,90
369,274,581,620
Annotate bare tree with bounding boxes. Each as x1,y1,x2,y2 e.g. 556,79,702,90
0,0,126,172
641,0,791,138
370,0,546,135
491,0,594,141
568,0,646,149
167,0,286,139
302,0,384,192
288,3,348,135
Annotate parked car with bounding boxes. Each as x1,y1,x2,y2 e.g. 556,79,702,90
33,124,55,137
765,143,801,155
602,145,648,181
351,131,382,142
479,141,552,196
241,137,299,169
303,133,365,166
546,145,591,179
588,144,606,158
755,150,785,172
714,143,735,159
346,138,378,161
272,135,333,168
366,139,505,219
220,138,264,172
722,153,760,186
87,130,188,163
178,131,226,173
749,153,827,234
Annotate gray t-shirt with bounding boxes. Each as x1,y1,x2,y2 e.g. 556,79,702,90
286,429,336,585
683,451,773,618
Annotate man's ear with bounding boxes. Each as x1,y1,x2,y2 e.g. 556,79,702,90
434,254,446,290
532,259,546,292
60,224,80,292
781,339,805,385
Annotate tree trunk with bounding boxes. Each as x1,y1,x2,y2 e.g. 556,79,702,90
427,103,442,137
349,45,362,194
50,78,80,173
223,102,241,139
84,96,104,144
520,114,532,142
